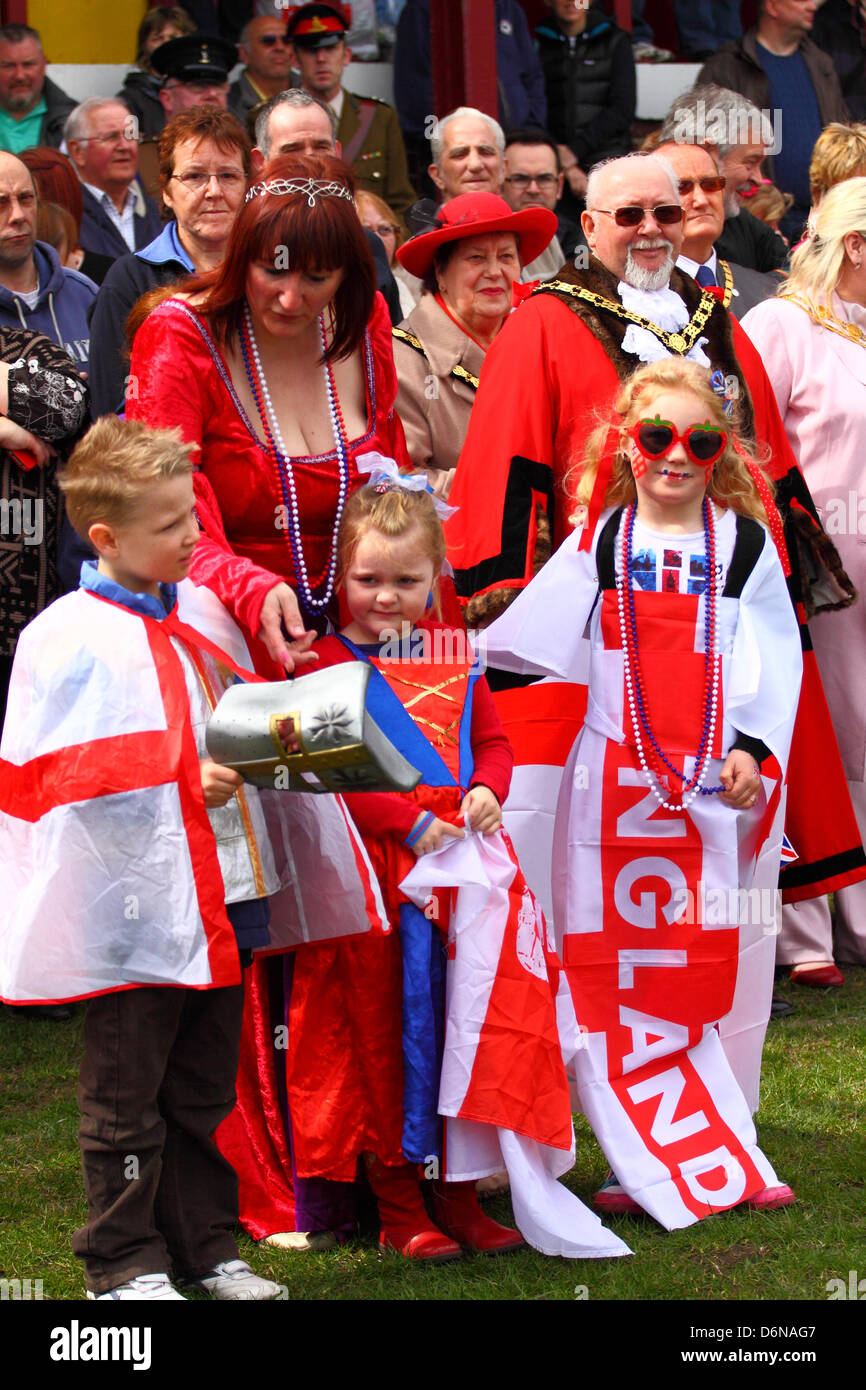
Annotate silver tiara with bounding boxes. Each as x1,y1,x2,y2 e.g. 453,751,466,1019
245,177,355,207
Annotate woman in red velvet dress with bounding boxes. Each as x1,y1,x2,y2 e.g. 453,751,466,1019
126,155,414,1247
127,153,410,657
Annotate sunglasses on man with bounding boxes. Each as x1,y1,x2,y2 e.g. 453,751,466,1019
677,176,727,196
592,204,684,227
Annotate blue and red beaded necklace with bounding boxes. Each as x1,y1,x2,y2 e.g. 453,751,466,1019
617,497,723,811
239,304,350,616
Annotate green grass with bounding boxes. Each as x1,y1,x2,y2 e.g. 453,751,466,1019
1,969,864,1302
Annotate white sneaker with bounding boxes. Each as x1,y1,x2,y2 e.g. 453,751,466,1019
194,1259,285,1300
263,1230,337,1252
87,1273,186,1301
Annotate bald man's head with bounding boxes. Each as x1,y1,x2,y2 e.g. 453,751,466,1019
582,154,683,289
0,150,37,272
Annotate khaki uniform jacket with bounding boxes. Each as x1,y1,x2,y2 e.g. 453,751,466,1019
393,293,485,475
336,90,416,221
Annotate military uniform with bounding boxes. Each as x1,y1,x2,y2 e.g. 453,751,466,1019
336,90,416,222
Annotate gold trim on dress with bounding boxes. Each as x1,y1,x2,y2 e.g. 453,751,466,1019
392,326,480,390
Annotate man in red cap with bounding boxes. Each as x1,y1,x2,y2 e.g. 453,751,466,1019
286,3,416,219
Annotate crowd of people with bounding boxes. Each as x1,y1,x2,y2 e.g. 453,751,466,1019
0,0,865,1302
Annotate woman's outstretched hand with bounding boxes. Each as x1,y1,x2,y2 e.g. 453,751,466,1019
719,750,762,809
257,582,319,671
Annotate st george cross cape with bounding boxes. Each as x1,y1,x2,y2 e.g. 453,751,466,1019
0,580,387,1004
482,508,803,1228
446,257,865,905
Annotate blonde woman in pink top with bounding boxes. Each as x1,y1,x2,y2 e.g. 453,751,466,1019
742,177,866,987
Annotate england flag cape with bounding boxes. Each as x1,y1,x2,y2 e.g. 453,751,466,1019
481,507,803,1229
401,831,631,1259
0,580,386,1005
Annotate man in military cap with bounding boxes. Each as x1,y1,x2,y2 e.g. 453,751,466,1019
286,2,415,220
131,33,236,197
153,33,236,121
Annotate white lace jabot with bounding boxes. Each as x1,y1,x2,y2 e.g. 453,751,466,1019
617,281,711,367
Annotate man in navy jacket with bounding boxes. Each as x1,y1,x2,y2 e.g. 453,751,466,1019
64,98,161,284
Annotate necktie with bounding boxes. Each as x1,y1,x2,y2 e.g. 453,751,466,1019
695,264,717,288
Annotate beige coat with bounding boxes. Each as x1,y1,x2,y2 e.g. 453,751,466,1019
393,293,486,475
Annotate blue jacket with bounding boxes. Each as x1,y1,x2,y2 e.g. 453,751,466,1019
394,0,547,137
87,221,193,418
78,180,163,271
0,241,97,370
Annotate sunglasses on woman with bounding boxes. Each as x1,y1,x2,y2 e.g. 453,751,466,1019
593,204,684,227
629,416,728,468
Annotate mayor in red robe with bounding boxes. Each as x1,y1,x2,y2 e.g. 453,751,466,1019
445,152,864,906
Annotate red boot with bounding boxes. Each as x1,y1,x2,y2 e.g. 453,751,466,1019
364,1156,461,1262
431,1179,525,1254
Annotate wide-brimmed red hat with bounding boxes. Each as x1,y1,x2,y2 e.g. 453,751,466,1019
396,193,558,279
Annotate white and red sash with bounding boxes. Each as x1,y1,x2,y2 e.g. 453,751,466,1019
401,831,632,1259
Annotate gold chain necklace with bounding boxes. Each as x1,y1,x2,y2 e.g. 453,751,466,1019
717,259,734,308
535,279,717,355
787,294,866,349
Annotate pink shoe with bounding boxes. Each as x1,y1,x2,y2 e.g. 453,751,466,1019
790,963,844,987
594,1172,643,1215
745,1184,796,1210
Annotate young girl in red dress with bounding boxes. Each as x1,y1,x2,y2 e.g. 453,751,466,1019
284,479,534,1258
222,477,624,1261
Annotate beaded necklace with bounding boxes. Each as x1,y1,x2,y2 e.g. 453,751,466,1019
617,499,722,811
240,303,349,615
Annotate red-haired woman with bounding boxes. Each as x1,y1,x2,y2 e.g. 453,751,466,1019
20,146,113,285
125,155,420,1250
127,155,409,661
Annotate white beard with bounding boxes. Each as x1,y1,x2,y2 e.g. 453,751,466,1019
622,242,675,291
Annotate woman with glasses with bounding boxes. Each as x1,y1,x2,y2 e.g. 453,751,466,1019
88,108,251,417
742,177,866,988
355,189,418,317
392,191,556,492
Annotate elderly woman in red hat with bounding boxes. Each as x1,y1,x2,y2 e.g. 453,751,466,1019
393,192,557,492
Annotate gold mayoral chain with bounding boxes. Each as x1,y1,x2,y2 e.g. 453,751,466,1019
787,293,866,349
535,279,718,355
717,258,734,308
